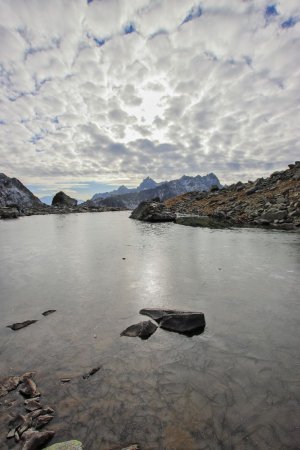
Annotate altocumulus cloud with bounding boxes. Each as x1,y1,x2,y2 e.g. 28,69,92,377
0,0,299,198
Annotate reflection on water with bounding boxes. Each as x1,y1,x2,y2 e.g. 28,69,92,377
0,212,299,449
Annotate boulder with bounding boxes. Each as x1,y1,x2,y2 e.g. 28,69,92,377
52,192,77,207
130,201,175,222
140,309,206,336
45,441,83,450
121,321,158,340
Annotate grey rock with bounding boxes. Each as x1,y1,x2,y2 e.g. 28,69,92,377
176,215,229,229
261,208,287,221
121,321,158,340
0,376,21,397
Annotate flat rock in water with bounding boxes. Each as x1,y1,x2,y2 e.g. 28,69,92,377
42,310,56,316
21,430,55,450
7,320,38,331
121,320,157,340
34,414,54,429
44,440,83,450
82,367,101,379
0,376,21,397
25,399,42,412
140,309,206,336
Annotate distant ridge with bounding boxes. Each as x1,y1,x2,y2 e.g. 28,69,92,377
90,173,222,209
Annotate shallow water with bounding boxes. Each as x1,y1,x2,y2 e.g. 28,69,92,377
0,212,299,449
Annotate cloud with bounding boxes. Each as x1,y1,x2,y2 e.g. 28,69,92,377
0,0,299,199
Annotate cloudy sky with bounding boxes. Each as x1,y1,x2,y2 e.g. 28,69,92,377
0,0,299,199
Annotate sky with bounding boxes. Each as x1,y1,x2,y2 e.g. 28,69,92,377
0,0,299,200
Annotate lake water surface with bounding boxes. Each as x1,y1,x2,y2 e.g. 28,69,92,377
0,212,299,449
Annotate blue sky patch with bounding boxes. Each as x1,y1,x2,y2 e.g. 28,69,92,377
94,37,106,47
265,4,279,18
182,5,202,25
124,23,136,35
0,119,5,125
281,16,299,28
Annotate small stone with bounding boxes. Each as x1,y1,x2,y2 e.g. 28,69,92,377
82,367,101,379
60,378,71,383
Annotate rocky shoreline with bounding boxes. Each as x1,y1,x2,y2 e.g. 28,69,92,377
0,204,127,220
130,162,300,231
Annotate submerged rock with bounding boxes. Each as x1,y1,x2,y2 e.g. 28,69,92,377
19,377,40,398
121,320,158,340
21,429,54,450
130,201,175,222
0,376,21,397
42,310,56,316
140,309,206,336
82,367,101,379
45,441,83,450
7,320,38,331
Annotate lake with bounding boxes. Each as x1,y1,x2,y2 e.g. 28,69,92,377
0,211,299,449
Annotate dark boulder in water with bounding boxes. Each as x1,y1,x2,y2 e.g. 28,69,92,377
121,320,158,340
7,320,38,331
139,309,206,336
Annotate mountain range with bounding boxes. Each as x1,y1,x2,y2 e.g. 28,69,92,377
89,173,222,209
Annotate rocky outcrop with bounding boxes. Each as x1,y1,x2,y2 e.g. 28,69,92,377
164,162,300,231
52,191,77,207
130,200,176,222
0,173,42,208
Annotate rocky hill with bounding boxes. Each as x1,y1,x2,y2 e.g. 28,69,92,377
0,173,42,208
130,162,300,231
91,173,221,209
92,176,160,201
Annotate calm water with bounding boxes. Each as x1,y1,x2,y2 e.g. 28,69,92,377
0,212,299,450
